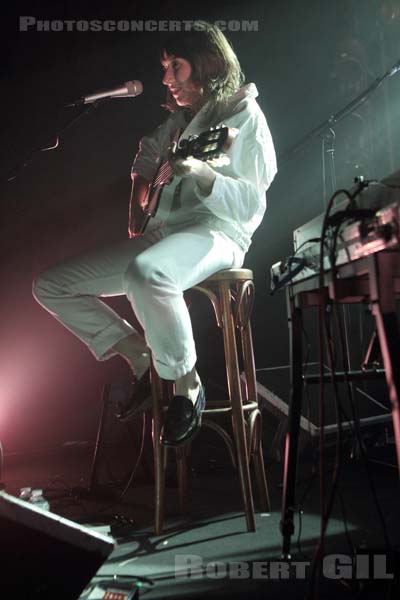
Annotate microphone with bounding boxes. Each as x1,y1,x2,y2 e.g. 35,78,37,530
67,80,143,107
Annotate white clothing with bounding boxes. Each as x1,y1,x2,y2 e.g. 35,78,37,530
34,84,276,379
132,84,277,252
34,227,244,379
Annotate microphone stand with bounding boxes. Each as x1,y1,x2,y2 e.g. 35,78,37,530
1,103,98,185
278,57,400,170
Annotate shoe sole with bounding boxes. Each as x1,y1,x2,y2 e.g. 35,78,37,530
161,387,205,447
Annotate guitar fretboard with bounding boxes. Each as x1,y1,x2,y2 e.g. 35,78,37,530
153,160,173,187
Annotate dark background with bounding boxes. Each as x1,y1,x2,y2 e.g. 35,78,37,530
1,0,400,452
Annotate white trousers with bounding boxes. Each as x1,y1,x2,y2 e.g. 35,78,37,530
33,224,244,380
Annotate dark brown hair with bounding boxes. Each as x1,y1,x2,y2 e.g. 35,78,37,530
161,21,244,123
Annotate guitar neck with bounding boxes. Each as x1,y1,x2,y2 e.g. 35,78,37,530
130,125,235,236
153,160,173,187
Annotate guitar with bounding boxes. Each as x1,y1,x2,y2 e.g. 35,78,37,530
129,126,237,236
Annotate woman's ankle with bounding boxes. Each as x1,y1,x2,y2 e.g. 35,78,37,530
175,368,201,402
112,333,150,378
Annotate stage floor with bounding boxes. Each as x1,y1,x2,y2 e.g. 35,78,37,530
2,436,399,599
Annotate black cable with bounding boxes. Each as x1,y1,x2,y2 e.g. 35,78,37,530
294,317,321,559
327,195,392,553
334,297,392,550
294,237,323,255
307,183,376,598
72,412,148,522
311,305,344,591
310,181,393,599
308,280,345,600
115,412,147,502
287,181,390,591
303,187,355,598
30,411,149,523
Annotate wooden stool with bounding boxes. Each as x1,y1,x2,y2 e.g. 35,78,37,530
151,268,270,534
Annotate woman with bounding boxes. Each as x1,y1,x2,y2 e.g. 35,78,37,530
33,21,277,447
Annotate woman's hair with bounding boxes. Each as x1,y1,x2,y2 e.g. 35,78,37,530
161,21,245,123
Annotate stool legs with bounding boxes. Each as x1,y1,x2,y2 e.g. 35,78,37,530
238,286,271,513
150,271,270,534
152,369,190,533
151,363,166,536
248,409,271,511
220,280,256,532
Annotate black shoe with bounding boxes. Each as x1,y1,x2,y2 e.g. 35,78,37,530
161,385,206,447
115,370,152,421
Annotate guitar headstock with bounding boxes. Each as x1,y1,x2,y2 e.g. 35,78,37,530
174,126,238,164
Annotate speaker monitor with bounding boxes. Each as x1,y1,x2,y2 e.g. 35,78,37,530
0,490,115,599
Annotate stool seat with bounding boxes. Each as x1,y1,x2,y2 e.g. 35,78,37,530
150,267,270,534
201,268,254,282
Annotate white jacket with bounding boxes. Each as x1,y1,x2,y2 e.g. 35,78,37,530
131,84,277,251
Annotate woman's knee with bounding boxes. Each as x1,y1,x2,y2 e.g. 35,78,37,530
32,267,63,304
123,255,171,294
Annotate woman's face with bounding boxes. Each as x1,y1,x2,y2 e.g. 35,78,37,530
161,52,204,111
